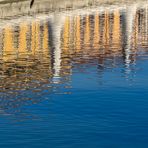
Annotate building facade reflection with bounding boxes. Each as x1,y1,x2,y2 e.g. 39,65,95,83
0,5,147,118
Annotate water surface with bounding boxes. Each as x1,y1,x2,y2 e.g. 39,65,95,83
0,3,148,148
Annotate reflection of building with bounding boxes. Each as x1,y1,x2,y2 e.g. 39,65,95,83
0,6,147,79
0,5,147,117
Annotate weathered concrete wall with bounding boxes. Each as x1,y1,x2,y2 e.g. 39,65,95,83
0,0,95,18
0,0,147,5
0,0,147,18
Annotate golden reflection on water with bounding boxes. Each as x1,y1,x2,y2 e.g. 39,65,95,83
93,14,100,49
0,6,147,117
75,16,81,52
112,10,121,49
84,15,91,48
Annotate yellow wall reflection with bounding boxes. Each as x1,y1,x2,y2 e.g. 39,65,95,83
0,7,147,89
84,15,90,48
19,23,28,53
75,16,81,52
112,10,121,49
93,14,100,49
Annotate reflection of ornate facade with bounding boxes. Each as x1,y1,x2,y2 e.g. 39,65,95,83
61,7,147,61
0,6,147,73
0,6,147,116
0,21,52,94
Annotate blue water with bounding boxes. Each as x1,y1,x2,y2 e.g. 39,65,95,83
0,5,148,148
0,58,148,148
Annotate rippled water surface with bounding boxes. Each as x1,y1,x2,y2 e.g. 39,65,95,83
0,3,148,148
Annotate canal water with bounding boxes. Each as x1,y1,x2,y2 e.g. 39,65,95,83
0,3,148,148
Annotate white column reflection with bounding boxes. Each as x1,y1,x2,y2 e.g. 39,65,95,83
124,4,137,74
52,15,66,83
